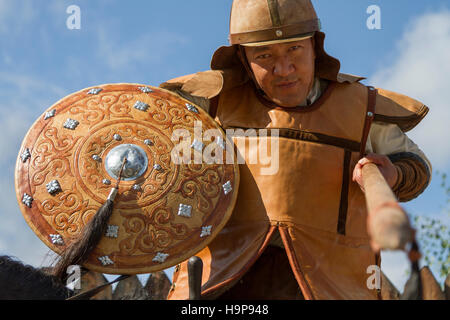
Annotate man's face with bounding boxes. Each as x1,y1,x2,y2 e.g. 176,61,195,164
244,38,316,107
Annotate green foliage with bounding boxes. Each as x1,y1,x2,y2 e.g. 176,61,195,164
412,214,449,278
410,171,450,279
440,172,450,204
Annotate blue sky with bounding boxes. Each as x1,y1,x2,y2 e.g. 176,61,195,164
1,0,449,293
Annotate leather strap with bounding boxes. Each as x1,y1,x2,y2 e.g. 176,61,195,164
230,19,321,45
337,86,376,235
278,226,315,300
209,96,219,119
66,274,130,300
337,150,352,235
267,0,282,27
201,225,277,297
359,86,377,158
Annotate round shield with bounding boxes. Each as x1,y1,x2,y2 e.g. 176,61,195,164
15,83,239,274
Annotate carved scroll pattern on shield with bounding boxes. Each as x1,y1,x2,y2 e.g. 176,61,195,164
15,84,238,274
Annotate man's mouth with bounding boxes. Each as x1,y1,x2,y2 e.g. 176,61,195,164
275,80,298,89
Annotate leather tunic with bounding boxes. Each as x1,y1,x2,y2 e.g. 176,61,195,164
165,74,429,300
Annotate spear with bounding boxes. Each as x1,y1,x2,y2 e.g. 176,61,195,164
362,163,414,251
362,163,422,299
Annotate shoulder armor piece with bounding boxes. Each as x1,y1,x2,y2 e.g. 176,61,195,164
374,88,429,132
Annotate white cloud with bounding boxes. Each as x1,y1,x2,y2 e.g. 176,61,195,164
371,10,450,292
369,10,450,171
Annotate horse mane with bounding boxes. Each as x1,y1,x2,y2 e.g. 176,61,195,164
0,255,73,300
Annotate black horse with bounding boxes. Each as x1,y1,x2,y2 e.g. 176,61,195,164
0,255,73,300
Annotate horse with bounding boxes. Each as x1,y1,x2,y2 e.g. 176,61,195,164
0,255,73,300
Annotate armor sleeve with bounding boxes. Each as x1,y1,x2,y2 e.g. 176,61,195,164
365,122,432,202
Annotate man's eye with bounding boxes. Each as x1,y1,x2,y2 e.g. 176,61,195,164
289,45,302,51
255,54,271,60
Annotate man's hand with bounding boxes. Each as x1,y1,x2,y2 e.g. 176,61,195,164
358,161,413,252
352,153,398,192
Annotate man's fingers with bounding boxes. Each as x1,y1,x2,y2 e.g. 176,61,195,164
358,157,375,167
360,153,387,166
358,154,398,189
352,163,365,192
370,239,381,253
352,163,360,182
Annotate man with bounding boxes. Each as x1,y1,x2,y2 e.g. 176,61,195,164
161,0,431,300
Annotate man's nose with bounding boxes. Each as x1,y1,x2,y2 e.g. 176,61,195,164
273,56,295,77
